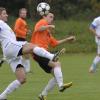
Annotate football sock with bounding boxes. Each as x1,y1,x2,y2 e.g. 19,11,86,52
41,77,56,96
1,80,21,96
91,56,100,70
53,66,63,87
33,47,54,60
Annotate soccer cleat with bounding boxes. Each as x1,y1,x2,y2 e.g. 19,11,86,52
59,82,72,92
0,94,7,100
89,63,97,73
38,94,47,100
0,60,4,67
53,48,66,62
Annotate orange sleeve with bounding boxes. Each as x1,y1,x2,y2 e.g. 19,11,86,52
14,19,27,36
49,35,59,47
34,19,47,32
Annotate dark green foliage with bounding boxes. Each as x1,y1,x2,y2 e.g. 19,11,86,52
0,0,99,19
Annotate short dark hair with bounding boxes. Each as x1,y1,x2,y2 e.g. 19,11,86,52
0,7,6,15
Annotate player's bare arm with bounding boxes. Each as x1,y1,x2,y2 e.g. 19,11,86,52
58,36,76,45
35,25,55,32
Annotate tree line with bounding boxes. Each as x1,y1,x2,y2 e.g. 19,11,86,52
0,0,100,19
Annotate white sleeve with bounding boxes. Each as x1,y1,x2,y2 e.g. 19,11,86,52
91,17,100,28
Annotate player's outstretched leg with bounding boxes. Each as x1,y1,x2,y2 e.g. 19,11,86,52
0,64,26,100
22,43,66,62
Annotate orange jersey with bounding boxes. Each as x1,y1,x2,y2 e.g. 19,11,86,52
31,19,58,50
14,18,28,39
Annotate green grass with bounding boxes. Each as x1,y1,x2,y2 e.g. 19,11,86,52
0,53,100,100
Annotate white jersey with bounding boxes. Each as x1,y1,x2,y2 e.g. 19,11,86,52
0,20,16,49
91,17,100,36
91,17,100,44
0,20,29,73
0,19,26,60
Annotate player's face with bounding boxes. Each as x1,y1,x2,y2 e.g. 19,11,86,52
47,13,54,24
20,10,27,19
0,10,8,22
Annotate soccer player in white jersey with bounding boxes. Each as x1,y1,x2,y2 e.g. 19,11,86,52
0,7,61,100
89,16,100,73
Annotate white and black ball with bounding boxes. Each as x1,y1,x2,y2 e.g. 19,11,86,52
37,2,50,16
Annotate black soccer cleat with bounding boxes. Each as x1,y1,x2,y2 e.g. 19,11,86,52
53,48,66,62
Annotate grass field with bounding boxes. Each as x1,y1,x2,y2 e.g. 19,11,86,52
0,53,100,100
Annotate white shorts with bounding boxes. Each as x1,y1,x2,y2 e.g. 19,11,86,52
2,41,30,73
3,41,27,60
9,56,30,73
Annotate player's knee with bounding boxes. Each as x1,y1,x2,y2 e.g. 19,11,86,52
55,61,61,67
48,61,61,67
28,44,38,53
22,43,34,54
18,77,26,84
16,64,27,84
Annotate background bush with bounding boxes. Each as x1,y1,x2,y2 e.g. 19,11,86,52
0,18,95,54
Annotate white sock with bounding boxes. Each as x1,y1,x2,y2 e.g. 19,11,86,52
93,56,100,65
41,78,57,96
53,66,63,87
33,47,54,60
91,56,100,68
26,59,30,72
1,80,21,96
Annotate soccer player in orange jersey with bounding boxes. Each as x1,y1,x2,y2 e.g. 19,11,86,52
31,13,75,100
14,8,31,72
14,8,31,41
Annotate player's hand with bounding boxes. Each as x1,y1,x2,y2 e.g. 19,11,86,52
67,36,76,41
48,25,55,29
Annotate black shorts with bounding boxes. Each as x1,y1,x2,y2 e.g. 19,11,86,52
33,54,52,73
16,37,26,41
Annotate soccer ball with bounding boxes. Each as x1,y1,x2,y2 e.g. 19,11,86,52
37,2,50,16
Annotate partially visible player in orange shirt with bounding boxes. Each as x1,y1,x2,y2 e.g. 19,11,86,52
31,13,75,99
14,8,31,73
14,8,31,41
